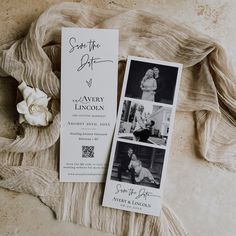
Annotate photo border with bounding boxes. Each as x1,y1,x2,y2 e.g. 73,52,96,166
103,56,182,216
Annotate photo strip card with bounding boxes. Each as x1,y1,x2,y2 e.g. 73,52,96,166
103,56,182,216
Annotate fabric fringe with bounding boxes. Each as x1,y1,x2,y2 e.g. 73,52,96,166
0,165,188,235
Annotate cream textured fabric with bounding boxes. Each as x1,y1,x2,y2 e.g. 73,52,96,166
0,2,235,236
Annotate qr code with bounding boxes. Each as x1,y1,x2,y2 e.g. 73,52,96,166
82,146,95,158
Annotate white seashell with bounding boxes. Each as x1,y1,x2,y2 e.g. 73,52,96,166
16,81,53,126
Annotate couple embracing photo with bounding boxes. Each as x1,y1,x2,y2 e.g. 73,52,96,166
125,60,178,105
140,67,162,102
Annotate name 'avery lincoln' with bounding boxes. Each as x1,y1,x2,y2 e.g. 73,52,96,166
74,96,105,111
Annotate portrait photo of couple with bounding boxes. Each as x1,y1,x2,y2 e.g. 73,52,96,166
118,100,172,147
110,141,165,188
125,60,179,104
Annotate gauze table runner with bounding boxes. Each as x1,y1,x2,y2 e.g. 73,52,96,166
0,2,235,236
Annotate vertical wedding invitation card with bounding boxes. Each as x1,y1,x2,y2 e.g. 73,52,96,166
103,56,182,216
60,28,118,182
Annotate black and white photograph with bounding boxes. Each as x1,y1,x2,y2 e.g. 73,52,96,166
118,100,172,147
111,141,165,188
125,60,179,104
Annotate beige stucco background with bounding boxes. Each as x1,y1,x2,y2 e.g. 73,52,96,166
0,0,236,235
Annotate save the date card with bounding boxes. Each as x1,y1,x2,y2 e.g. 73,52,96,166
60,28,118,182
102,56,182,216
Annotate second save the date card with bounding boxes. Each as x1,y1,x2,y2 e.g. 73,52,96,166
103,56,182,216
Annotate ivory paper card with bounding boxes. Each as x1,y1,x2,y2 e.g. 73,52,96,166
103,56,182,216
60,28,118,182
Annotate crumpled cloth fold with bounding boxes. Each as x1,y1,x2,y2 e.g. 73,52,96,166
0,2,235,236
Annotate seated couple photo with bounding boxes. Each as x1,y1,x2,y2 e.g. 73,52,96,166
118,147,159,186
111,142,165,188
